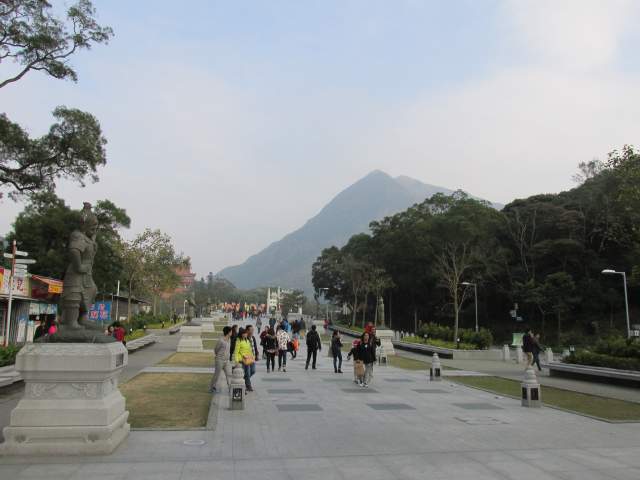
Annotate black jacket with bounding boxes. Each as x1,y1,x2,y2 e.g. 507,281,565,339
264,334,278,352
522,333,534,353
355,342,375,364
330,336,343,356
306,330,322,351
229,334,237,361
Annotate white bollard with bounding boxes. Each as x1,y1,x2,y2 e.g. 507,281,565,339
229,365,245,410
430,353,442,381
502,344,510,362
545,348,554,364
515,346,523,364
521,367,542,408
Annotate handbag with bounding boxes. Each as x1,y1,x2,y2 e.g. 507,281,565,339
355,360,365,377
242,354,255,366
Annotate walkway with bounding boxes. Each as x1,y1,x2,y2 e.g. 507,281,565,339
0,323,638,479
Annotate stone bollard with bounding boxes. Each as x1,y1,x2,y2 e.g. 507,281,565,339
229,365,245,410
521,367,542,408
545,348,554,364
429,353,442,381
502,344,510,362
515,346,523,364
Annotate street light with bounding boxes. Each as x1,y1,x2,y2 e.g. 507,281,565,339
183,299,188,319
601,269,631,339
319,288,329,321
461,282,478,333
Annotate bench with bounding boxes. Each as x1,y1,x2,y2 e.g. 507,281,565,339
126,334,158,353
547,362,640,387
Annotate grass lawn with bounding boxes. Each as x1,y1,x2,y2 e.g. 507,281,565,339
388,354,429,370
451,376,640,422
120,373,211,428
202,333,220,339
203,340,217,350
125,329,147,342
159,352,214,368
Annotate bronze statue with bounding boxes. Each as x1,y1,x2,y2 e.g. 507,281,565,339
45,203,114,343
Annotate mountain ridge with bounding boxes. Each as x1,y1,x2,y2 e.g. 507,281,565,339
217,171,501,292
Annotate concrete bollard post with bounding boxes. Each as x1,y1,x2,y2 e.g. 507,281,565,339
502,344,510,362
229,365,245,410
521,366,542,408
545,348,554,364
515,346,523,364
429,353,442,381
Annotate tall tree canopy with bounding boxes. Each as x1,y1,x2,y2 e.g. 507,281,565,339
0,0,112,199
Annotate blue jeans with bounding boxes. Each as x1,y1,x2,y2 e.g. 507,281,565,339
333,352,342,371
243,363,256,389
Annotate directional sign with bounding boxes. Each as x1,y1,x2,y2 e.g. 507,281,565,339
3,253,13,259
15,250,28,257
15,259,36,264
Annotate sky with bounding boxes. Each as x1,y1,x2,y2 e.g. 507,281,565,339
1,0,639,279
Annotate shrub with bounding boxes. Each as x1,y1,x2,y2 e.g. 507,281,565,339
417,323,493,349
402,336,477,350
0,345,22,367
566,351,640,371
594,337,640,359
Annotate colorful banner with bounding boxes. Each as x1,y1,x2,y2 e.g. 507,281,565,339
0,267,29,297
89,301,111,322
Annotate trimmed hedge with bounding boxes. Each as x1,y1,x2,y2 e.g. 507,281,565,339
418,323,493,349
402,336,477,350
594,337,640,360
0,345,22,367
566,351,640,371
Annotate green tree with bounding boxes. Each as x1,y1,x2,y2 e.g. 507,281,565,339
280,289,307,316
0,0,113,199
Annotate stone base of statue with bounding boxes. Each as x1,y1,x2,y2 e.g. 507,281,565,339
177,325,203,352
198,318,216,334
376,329,396,356
0,343,130,456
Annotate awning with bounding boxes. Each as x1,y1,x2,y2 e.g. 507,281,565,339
31,275,63,294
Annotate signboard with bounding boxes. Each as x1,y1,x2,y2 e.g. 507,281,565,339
0,268,29,297
28,302,58,316
89,301,111,323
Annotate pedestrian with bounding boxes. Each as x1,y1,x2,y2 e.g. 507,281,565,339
229,324,239,362
531,333,543,371
305,325,322,370
233,328,256,393
269,316,276,329
522,328,534,369
331,330,343,373
256,316,262,332
210,326,232,393
113,322,126,345
276,325,290,372
264,327,278,373
299,317,306,339
347,339,361,383
356,332,375,387
246,324,260,362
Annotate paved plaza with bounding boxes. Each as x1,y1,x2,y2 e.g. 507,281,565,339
0,331,639,480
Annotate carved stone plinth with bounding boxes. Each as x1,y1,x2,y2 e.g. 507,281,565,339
376,329,395,356
0,343,129,455
198,318,216,334
177,325,203,352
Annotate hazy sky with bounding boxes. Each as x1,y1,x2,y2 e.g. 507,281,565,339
1,0,639,279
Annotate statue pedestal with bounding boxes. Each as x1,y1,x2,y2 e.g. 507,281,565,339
376,329,395,356
177,325,203,352
0,343,130,456
198,318,216,334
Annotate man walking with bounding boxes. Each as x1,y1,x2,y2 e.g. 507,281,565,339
305,325,322,370
522,328,534,369
246,324,260,362
210,326,232,393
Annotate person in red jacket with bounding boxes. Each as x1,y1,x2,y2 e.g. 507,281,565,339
113,322,126,344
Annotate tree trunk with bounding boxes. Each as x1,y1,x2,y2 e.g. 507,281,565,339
127,277,133,323
351,293,358,327
374,295,379,326
557,312,562,344
362,292,367,328
153,296,157,316
413,307,418,335
389,292,392,329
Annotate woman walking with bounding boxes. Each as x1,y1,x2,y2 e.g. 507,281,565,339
331,330,343,373
233,328,256,393
264,327,278,373
356,332,376,387
276,325,290,372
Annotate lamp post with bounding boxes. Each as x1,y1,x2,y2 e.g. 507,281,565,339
461,282,478,333
183,299,188,319
601,269,631,339
319,288,329,321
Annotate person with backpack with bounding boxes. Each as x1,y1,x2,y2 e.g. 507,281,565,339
276,325,290,372
305,325,322,370
330,330,343,373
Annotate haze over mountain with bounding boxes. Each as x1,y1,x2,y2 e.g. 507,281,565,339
217,171,501,292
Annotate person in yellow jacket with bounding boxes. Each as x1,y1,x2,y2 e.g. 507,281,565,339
234,327,256,392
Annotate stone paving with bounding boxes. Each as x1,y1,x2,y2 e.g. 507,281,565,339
0,329,639,480
0,324,639,479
